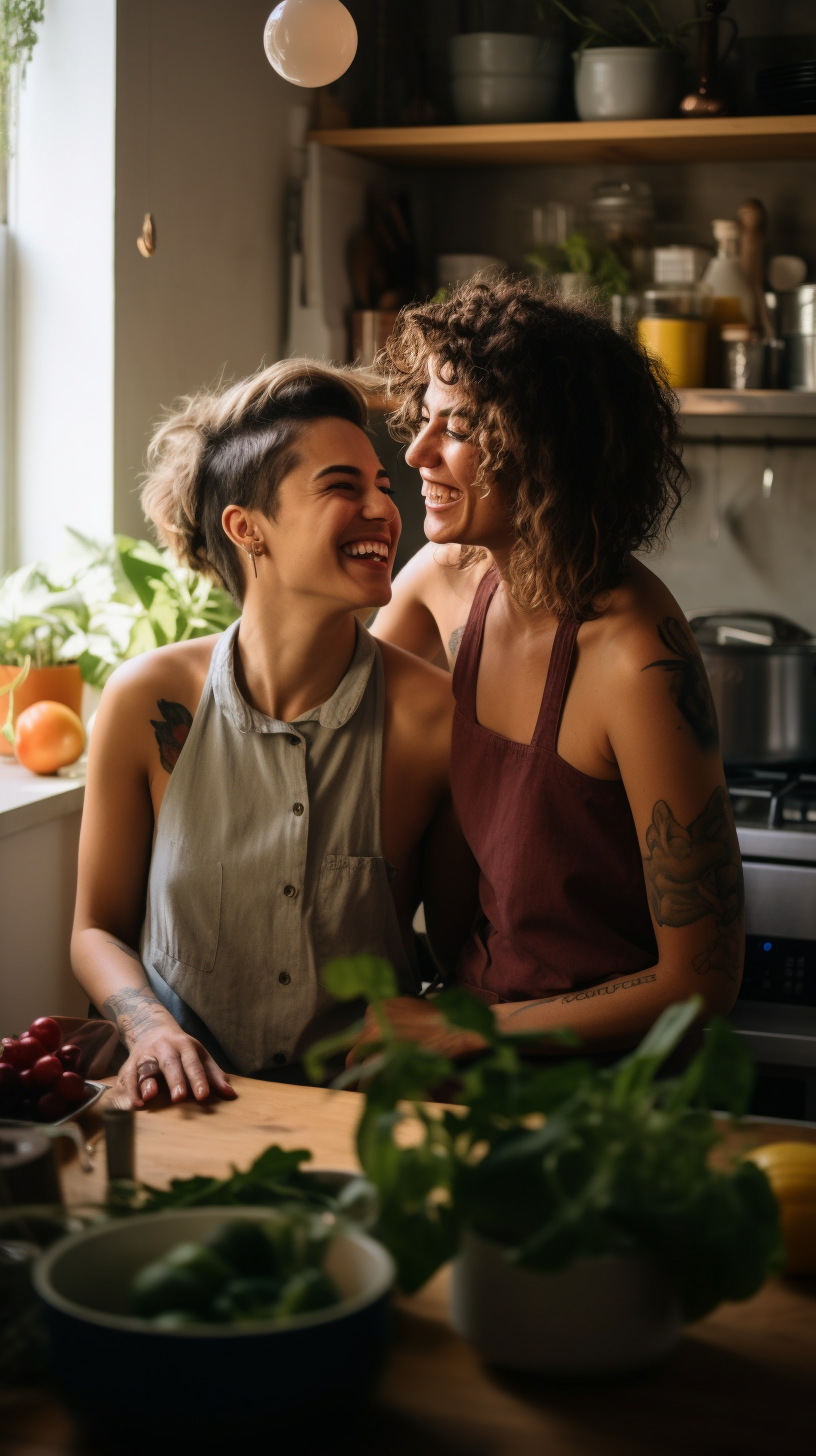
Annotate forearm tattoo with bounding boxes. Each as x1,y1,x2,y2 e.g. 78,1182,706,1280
506,972,657,1021
449,626,465,661
150,699,192,773
102,982,167,1048
643,786,744,982
642,617,719,753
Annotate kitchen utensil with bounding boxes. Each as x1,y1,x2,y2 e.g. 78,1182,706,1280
680,0,737,117
721,336,765,389
768,256,807,292
777,286,816,336
689,612,816,766
737,199,772,338
784,336,816,391
34,1207,395,1435
762,442,775,499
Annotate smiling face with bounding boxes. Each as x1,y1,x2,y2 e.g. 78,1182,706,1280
404,364,514,552
238,417,400,613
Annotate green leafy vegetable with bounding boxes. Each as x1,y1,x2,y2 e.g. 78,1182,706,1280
306,962,785,1315
525,230,631,300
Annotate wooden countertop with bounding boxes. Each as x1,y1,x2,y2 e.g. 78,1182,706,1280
6,1079,816,1455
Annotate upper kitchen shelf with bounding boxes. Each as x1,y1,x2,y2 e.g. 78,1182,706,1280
308,115,816,168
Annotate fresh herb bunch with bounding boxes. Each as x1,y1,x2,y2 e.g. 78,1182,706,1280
0,532,238,682
306,958,784,1315
540,0,699,54
526,229,631,300
106,1143,376,1228
0,0,44,158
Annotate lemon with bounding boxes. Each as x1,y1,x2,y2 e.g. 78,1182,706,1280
743,1142,816,1275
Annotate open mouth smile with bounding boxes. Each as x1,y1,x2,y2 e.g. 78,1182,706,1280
339,538,391,566
422,481,463,511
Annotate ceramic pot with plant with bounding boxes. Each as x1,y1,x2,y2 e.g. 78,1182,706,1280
307,962,784,1375
0,579,86,756
543,0,699,121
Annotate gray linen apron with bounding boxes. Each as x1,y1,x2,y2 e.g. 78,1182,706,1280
141,618,416,1076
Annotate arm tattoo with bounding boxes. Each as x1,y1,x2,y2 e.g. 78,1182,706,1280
150,699,193,773
505,972,657,1019
643,786,744,982
102,985,167,1047
642,617,719,753
449,626,465,661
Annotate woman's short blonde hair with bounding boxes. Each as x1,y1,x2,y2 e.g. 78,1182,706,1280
141,358,376,601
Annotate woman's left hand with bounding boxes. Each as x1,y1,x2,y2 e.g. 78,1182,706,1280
346,996,488,1067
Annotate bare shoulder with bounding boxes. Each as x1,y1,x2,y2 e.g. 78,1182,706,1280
591,558,693,673
393,542,491,610
377,636,454,726
99,635,219,720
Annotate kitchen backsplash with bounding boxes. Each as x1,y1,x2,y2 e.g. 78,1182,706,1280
641,441,816,634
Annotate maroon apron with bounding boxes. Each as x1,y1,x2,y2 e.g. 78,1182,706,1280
452,567,658,1004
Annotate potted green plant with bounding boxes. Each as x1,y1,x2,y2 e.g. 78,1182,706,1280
1,1,45,159
0,533,238,753
525,227,631,301
542,1,699,121
307,960,784,1375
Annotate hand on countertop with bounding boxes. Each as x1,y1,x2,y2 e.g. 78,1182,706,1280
346,995,488,1068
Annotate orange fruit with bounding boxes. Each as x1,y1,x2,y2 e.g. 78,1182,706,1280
14,700,86,776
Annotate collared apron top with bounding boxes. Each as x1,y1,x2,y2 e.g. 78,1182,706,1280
451,567,658,1004
141,618,416,1076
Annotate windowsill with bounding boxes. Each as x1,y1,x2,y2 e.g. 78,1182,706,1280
0,758,85,840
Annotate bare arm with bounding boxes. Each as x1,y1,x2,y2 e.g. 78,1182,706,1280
72,666,235,1108
372,545,446,662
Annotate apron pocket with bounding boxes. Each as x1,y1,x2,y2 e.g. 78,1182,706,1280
147,836,223,974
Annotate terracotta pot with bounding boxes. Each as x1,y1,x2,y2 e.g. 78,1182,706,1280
0,663,84,757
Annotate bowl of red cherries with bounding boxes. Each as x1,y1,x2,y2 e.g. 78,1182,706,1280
0,1017,105,1125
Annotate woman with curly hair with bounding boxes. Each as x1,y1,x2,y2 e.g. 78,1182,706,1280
71,360,475,1107
360,276,743,1060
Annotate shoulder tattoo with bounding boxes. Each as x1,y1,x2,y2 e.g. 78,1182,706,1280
150,699,193,773
642,616,719,753
449,625,465,661
642,786,744,982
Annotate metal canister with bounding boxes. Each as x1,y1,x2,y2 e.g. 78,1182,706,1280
777,286,816,390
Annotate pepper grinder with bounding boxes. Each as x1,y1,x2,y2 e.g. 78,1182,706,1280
679,1,736,118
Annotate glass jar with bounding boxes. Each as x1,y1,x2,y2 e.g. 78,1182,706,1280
637,287,712,390
589,181,655,289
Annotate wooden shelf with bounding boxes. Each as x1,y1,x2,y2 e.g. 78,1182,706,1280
677,389,816,417
309,115,816,167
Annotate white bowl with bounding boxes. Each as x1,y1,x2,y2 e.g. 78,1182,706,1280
450,31,560,78
452,71,559,125
574,46,680,122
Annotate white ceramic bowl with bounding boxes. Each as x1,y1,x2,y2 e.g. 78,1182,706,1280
452,70,560,124
574,46,679,122
450,32,557,78
35,1206,394,1430
450,1229,682,1375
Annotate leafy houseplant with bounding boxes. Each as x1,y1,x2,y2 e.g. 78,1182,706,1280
0,1,44,159
306,958,783,1362
526,228,631,301
0,533,238,751
541,2,699,121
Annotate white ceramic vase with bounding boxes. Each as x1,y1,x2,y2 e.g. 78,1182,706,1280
450,1229,683,1375
574,46,680,122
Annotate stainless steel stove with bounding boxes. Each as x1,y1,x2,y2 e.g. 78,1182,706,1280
728,768,816,1121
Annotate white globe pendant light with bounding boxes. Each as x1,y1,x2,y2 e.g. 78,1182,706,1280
264,0,358,88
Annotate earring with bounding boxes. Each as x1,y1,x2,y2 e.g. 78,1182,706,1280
247,540,258,579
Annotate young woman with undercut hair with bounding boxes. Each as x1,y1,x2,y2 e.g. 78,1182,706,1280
72,360,475,1107
361,277,743,1061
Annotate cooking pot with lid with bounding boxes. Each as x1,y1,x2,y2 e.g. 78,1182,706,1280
689,612,816,767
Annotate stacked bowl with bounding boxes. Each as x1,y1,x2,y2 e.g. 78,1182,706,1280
449,33,563,125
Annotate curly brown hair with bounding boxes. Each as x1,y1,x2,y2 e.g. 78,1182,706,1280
382,276,686,619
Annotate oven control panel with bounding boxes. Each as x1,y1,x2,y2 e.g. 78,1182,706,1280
740,935,816,1006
